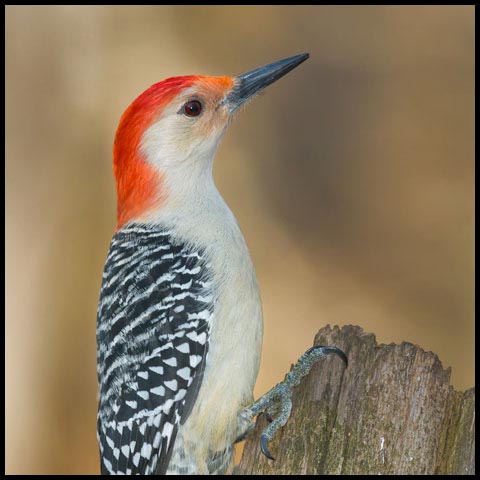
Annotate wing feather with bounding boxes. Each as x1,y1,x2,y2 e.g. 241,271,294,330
96,224,213,474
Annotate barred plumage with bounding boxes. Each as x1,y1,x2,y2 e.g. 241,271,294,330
96,223,213,474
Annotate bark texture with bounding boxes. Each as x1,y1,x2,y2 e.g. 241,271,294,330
237,325,475,475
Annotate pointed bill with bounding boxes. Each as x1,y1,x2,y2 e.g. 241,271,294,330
226,53,309,111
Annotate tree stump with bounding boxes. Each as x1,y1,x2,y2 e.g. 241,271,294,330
236,325,475,475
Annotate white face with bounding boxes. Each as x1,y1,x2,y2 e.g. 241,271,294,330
140,81,234,174
134,77,236,216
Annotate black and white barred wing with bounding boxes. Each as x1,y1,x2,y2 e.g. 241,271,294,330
96,225,213,475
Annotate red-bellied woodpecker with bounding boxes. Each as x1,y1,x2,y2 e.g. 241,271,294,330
96,53,347,475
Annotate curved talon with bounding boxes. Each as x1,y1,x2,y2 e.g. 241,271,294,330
246,344,347,463
323,346,348,367
260,434,275,461
307,345,348,367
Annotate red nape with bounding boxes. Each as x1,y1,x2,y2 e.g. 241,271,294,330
113,76,199,230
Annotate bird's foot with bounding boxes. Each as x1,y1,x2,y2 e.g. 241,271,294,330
241,345,347,461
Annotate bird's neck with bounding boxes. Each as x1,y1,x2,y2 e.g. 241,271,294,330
139,154,236,235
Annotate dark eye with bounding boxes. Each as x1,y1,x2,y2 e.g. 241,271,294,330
183,100,203,117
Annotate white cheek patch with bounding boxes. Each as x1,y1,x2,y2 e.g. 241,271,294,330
136,85,233,216
140,99,229,172
140,109,192,166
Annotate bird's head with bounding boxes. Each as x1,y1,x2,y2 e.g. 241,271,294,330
113,53,309,229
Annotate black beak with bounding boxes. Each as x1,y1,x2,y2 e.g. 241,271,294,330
226,53,309,111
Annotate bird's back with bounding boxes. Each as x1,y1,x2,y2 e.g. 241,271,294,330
96,223,214,474
97,201,263,474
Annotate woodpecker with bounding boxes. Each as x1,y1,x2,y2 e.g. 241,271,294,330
97,53,347,475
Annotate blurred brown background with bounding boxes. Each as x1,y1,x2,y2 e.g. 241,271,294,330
5,5,474,474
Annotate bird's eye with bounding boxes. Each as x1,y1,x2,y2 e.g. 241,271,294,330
183,100,203,117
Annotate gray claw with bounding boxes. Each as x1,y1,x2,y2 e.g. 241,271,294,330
306,345,348,367
260,434,275,461
243,343,347,463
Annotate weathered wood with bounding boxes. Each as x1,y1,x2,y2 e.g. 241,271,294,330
237,325,475,475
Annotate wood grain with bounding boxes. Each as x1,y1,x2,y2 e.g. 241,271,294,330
236,325,474,475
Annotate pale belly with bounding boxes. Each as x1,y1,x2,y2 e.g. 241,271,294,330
166,238,264,474
149,185,265,474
